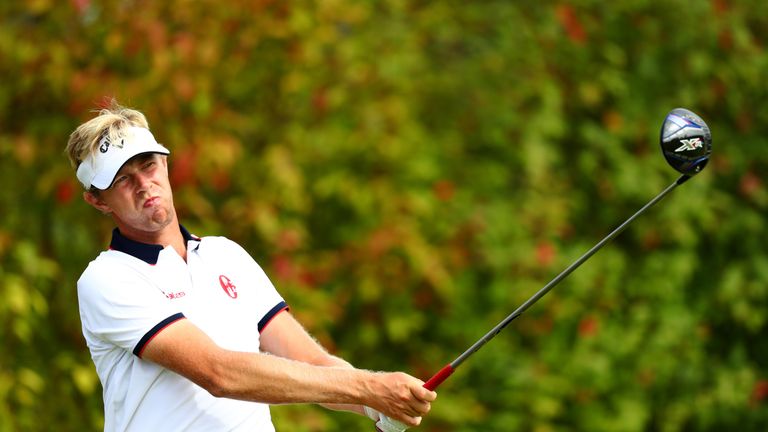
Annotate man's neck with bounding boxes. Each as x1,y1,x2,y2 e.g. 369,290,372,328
115,217,188,261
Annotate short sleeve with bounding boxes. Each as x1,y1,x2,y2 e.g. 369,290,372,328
214,238,287,332
77,259,183,355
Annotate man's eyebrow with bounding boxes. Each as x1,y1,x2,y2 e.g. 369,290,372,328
114,154,157,177
137,153,157,162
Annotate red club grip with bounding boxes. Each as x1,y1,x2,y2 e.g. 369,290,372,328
423,364,454,390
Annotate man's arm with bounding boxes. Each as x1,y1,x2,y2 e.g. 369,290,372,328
258,310,375,416
140,316,435,426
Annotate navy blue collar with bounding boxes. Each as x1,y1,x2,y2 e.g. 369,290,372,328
110,225,198,265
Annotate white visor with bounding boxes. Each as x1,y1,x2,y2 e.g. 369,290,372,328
76,126,170,190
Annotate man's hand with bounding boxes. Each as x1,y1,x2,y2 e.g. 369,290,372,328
259,311,437,425
366,372,437,427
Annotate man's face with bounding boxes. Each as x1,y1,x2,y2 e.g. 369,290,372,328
86,153,175,234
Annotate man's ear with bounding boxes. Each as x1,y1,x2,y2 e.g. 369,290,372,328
83,191,112,215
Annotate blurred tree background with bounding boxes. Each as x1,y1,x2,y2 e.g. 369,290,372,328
1,0,767,431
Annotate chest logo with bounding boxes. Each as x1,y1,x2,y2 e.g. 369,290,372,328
219,275,238,299
166,291,186,300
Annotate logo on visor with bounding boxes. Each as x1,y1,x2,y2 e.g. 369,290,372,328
219,275,238,299
99,137,125,153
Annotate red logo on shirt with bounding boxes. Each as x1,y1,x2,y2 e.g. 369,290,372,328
219,275,238,299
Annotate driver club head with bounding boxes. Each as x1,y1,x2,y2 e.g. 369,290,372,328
660,108,712,176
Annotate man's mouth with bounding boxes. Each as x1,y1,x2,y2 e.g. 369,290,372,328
143,197,158,208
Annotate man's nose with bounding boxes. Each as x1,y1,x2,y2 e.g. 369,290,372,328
135,172,153,192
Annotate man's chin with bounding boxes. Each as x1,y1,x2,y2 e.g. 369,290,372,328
149,208,174,227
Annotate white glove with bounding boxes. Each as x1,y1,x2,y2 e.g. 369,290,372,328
375,415,409,432
364,406,382,422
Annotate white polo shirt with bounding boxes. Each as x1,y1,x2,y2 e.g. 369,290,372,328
77,226,288,432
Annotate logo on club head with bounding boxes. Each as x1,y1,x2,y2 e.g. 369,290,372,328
675,137,703,152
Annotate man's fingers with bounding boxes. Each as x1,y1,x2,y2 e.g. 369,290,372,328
405,398,431,417
397,415,422,427
403,380,436,417
411,385,437,402
402,407,426,420
370,372,439,425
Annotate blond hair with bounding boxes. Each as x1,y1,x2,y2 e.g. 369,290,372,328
65,99,150,169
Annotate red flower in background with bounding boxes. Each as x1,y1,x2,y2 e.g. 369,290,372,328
578,316,599,337
751,380,768,406
536,241,556,267
56,180,75,205
555,4,587,44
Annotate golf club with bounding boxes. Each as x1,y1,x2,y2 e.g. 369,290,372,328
375,108,712,432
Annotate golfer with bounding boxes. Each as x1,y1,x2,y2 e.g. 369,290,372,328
66,101,436,432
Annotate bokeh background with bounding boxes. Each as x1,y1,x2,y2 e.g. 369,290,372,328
1,1,767,431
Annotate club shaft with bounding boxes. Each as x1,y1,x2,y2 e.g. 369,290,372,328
441,174,689,372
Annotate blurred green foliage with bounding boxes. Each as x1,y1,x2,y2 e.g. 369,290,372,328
1,0,767,431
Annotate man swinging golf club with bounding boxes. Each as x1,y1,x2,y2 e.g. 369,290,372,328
67,100,437,432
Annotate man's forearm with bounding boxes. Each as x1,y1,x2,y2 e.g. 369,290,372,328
142,317,435,426
209,350,373,406
313,354,367,415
